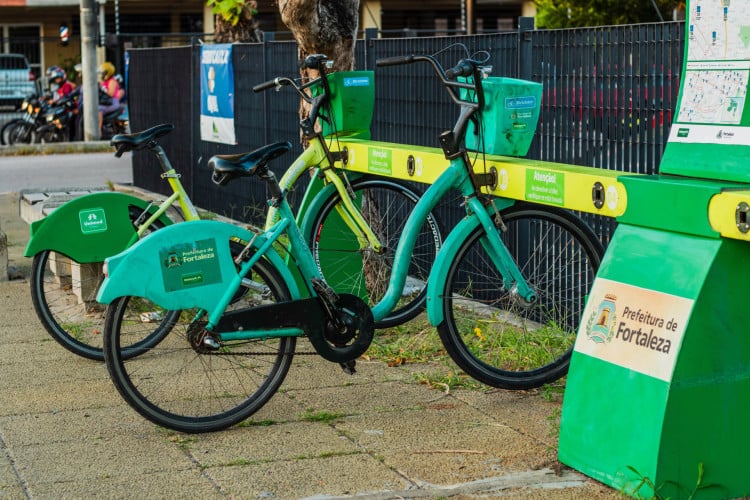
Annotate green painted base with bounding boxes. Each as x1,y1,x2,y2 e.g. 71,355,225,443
559,223,750,499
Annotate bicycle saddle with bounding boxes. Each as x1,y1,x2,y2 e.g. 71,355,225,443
210,141,292,186
111,123,175,156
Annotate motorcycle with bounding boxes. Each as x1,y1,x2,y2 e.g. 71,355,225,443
74,88,130,140
1,93,50,145
35,88,80,143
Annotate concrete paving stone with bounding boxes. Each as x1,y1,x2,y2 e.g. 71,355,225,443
27,468,223,500
281,356,410,393
235,390,312,425
451,388,562,449
11,433,195,486
286,380,444,417
186,421,362,468
0,459,24,495
0,353,108,387
0,407,158,448
0,376,124,416
209,453,411,500
333,405,556,485
298,469,618,500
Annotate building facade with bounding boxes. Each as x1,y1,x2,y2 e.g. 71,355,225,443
0,0,534,80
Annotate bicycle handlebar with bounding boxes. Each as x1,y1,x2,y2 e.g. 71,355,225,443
375,53,483,107
375,55,415,67
376,52,489,159
252,77,291,93
252,55,336,138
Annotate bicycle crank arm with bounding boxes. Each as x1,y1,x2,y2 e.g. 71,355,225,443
215,294,374,363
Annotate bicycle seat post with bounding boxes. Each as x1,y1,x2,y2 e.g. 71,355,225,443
148,141,176,175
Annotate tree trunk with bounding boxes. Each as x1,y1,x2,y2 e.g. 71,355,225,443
213,3,263,43
278,0,360,138
278,0,360,73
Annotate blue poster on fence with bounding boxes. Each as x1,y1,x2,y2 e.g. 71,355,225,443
200,44,236,144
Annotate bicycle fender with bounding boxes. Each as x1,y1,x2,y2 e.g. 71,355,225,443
24,192,174,262
96,220,301,311
426,199,515,326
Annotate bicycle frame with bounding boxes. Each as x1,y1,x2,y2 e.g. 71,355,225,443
266,135,384,254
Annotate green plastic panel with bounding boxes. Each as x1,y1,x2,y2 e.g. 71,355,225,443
24,192,173,263
312,71,374,138
98,220,260,311
461,76,542,157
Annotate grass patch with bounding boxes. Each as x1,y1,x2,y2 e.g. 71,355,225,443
236,418,280,428
414,369,485,392
299,408,348,423
364,317,449,367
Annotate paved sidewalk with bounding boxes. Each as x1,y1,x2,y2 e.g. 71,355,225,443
0,190,618,499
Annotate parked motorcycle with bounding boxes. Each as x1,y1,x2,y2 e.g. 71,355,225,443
1,93,49,145
35,88,80,143
74,88,129,140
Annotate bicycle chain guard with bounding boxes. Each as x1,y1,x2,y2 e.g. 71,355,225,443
213,294,374,364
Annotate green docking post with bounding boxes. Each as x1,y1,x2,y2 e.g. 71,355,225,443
558,2,750,498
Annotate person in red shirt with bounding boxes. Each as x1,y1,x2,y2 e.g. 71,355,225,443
46,66,77,103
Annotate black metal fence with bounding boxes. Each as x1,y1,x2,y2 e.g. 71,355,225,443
128,21,684,242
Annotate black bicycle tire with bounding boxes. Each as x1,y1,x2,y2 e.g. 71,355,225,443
103,255,296,433
28,206,174,361
437,203,604,389
308,176,442,329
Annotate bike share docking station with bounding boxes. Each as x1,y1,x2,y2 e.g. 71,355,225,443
322,4,750,497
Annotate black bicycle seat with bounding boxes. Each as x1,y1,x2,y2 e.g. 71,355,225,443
111,123,174,152
210,141,292,185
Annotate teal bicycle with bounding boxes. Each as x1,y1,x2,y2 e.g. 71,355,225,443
97,52,603,433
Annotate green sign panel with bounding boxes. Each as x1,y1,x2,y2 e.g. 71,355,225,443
78,207,108,235
159,238,222,292
368,147,392,175
525,169,564,206
660,3,750,182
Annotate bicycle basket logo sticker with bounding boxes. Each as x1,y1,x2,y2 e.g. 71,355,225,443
586,293,617,343
159,238,221,291
78,208,108,235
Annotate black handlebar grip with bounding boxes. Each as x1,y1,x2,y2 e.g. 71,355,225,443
300,54,328,70
376,55,415,67
445,59,475,80
253,78,282,93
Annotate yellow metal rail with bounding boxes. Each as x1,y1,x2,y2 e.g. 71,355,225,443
334,138,629,218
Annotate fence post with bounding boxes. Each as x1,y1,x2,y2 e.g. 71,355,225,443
262,32,276,145
518,16,535,81
364,27,378,70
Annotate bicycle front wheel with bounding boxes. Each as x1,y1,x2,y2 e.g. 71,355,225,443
437,203,604,390
103,256,296,433
309,177,442,328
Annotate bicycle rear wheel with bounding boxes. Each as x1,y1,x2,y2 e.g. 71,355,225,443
29,208,173,361
103,255,296,433
309,177,442,328
437,203,604,389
